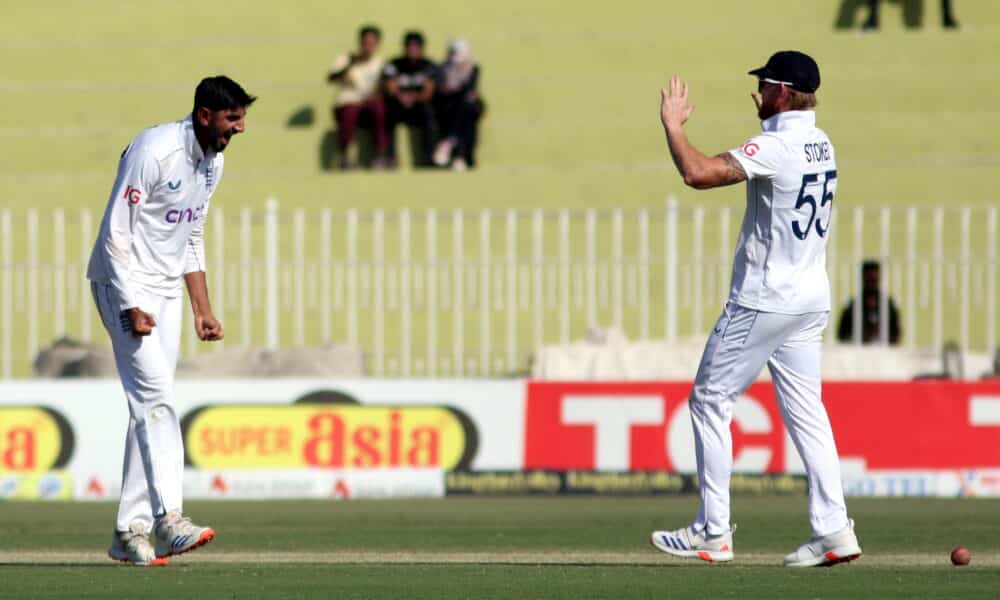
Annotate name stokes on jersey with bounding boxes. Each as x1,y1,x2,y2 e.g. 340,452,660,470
803,141,831,163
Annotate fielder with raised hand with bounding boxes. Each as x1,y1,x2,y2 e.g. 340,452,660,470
649,51,862,567
87,76,255,566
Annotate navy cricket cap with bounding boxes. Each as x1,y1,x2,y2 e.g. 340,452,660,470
748,50,820,93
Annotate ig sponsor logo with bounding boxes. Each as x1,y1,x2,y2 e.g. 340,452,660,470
123,185,142,204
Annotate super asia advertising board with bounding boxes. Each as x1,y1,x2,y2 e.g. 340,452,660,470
0,380,525,501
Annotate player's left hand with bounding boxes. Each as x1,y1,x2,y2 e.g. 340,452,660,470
660,75,695,130
195,314,224,342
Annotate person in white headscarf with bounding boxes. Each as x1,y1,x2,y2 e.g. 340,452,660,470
433,38,484,171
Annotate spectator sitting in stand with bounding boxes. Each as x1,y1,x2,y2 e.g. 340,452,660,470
328,24,390,170
432,38,484,171
382,30,437,167
837,260,902,344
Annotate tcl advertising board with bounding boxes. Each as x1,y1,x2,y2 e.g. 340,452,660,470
523,381,1000,474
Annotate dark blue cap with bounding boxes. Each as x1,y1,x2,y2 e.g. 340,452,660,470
748,50,820,93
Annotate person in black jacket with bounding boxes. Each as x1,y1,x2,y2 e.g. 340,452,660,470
862,0,959,29
432,39,484,171
382,30,437,167
837,260,902,344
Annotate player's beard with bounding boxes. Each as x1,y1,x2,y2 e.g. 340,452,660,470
214,130,234,153
757,101,778,121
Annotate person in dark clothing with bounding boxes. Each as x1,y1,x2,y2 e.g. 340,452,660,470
432,39,484,171
837,260,902,344
382,30,437,167
863,0,959,30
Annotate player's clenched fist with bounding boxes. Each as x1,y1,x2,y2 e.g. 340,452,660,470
660,75,695,130
195,313,224,341
127,308,157,337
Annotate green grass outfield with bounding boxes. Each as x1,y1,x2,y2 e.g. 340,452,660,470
2,1,999,376
0,496,998,599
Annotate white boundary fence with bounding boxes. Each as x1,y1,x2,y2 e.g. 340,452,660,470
1,200,997,378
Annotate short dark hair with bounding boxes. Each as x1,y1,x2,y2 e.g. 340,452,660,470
862,260,881,273
193,76,256,113
359,24,381,40
403,30,425,47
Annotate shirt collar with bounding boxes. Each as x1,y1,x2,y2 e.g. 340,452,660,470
760,110,816,132
182,115,212,164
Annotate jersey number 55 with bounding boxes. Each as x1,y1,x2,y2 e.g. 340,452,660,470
792,170,837,241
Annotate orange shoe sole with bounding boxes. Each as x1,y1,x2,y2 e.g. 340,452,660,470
820,551,862,567
159,528,216,559
108,552,170,567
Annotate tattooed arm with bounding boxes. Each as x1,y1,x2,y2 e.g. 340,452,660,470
663,128,748,189
713,153,749,186
660,75,748,189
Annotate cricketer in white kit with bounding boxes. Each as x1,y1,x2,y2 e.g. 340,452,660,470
87,75,256,567
649,51,862,567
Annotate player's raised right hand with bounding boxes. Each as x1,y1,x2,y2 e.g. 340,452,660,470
660,75,695,130
127,307,156,337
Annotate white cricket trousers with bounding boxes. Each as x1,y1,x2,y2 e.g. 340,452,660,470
92,282,184,533
690,302,848,538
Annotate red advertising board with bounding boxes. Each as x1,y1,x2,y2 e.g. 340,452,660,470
524,381,1000,472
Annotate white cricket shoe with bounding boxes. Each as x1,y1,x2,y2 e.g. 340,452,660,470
650,524,735,563
784,519,862,567
154,512,215,558
108,521,169,566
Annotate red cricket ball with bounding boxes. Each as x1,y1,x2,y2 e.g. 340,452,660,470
951,546,971,566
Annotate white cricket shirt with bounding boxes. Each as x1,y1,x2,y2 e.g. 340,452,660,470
727,110,837,314
87,116,224,312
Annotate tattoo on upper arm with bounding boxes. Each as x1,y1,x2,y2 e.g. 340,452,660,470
715,153,748,185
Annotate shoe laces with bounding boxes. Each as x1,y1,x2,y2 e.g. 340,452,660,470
120,529,153,555
159,513,195,534
125,535,151,552
173,515,199,535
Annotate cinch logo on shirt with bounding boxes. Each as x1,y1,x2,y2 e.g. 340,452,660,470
165,204,205,224
741,142,760,157
123,186,142,204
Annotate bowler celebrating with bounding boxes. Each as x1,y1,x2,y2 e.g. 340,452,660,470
87,76,255,566
650,52,862,567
